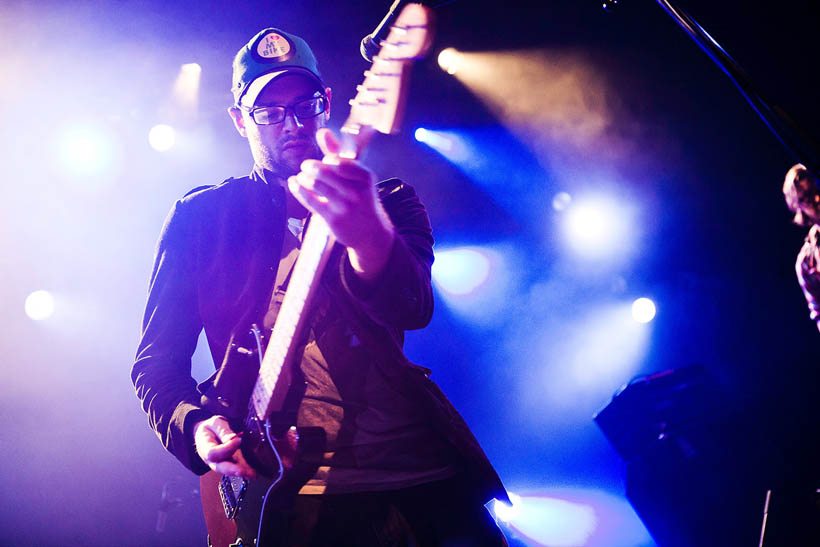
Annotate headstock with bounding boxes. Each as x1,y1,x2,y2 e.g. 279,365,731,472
341,3,434,156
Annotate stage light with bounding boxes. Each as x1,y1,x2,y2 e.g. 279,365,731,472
515,497,596,546
181,62,201,74
562,196,634,261
514,300,653,414
493,492,521,523
148,124,175,152
430,245,519,328
568,303,651,390
432,247,491,296
493,489,651,547
437,47,460,75
57,125,114,177
412,127,545,223
172,62,202,115
552,191,572,211
25,290,55,321
414,127,454,153
433,49,618,163
566,203,607,246
631,297,656,323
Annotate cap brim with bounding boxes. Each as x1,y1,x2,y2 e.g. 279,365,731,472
239,68,323,108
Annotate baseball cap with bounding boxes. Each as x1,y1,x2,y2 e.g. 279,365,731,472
231,28,324,108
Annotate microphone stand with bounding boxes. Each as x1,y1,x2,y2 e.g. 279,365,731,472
648,0,820,177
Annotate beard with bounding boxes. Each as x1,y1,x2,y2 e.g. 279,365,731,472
250,131,323,179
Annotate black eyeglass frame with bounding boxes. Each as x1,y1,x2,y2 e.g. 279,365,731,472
239,93,328,126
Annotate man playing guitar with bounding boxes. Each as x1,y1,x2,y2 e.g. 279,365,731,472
132,22,508,546
784,163,820,333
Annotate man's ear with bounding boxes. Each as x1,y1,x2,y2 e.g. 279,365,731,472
227,106,248,137
323,87,332,122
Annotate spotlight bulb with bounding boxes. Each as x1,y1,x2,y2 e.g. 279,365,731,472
437,48,459,75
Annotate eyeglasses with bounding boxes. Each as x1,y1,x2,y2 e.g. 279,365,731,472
242,95,327,125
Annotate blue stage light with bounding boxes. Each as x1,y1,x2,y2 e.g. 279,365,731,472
492,488,652,547
432,247,492,296
493,493,521,523
430,245,522,328
411,126,546,226
552,191,572,211
632,297,656,323
510,300,653,415
414,127,455,153
562,195,636,261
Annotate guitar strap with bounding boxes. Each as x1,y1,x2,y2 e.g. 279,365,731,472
263,215,305,329
260,214,314,426
201,204,305,421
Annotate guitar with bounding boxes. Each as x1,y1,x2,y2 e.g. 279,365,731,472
199,5,433,546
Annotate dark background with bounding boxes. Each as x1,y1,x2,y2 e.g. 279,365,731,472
0,1,817,545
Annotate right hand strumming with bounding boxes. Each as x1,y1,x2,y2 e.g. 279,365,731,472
193,415,257,479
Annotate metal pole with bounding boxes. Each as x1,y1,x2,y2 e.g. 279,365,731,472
651,0,820,176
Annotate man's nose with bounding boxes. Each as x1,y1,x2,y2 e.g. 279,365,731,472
281,109,304,131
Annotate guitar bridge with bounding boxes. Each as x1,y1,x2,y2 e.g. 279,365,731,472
218,475,248,519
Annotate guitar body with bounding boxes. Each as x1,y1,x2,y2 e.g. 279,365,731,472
201,423,326,547
201,470,272,547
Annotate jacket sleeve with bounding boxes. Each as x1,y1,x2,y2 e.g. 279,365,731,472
132,198,213,475
340,179,435,330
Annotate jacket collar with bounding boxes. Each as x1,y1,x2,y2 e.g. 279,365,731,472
251,164,287,189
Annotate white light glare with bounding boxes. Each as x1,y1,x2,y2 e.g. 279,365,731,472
631,297,656,323
149,124,176,152
181,62,202,74
58,125,113,177
495,492,598,547
173,63,202,112
437,47,460,75
566,203,608,247
563,196,633,260
431,248,491,296
25,290,55,321
414,127,453,152
552,191,572,211
493,492,521,523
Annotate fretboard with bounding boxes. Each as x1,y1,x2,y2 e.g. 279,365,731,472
250,215,335,420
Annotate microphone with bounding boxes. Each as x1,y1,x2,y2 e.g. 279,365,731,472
360,0,409,62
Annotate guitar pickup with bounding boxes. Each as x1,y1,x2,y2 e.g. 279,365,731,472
218,475,248,519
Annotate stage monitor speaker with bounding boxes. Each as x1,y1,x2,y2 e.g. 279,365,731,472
595,366,766,546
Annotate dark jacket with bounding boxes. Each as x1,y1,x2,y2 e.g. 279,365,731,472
132,169,508,504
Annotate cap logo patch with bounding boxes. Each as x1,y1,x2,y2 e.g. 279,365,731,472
257,32,291,59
